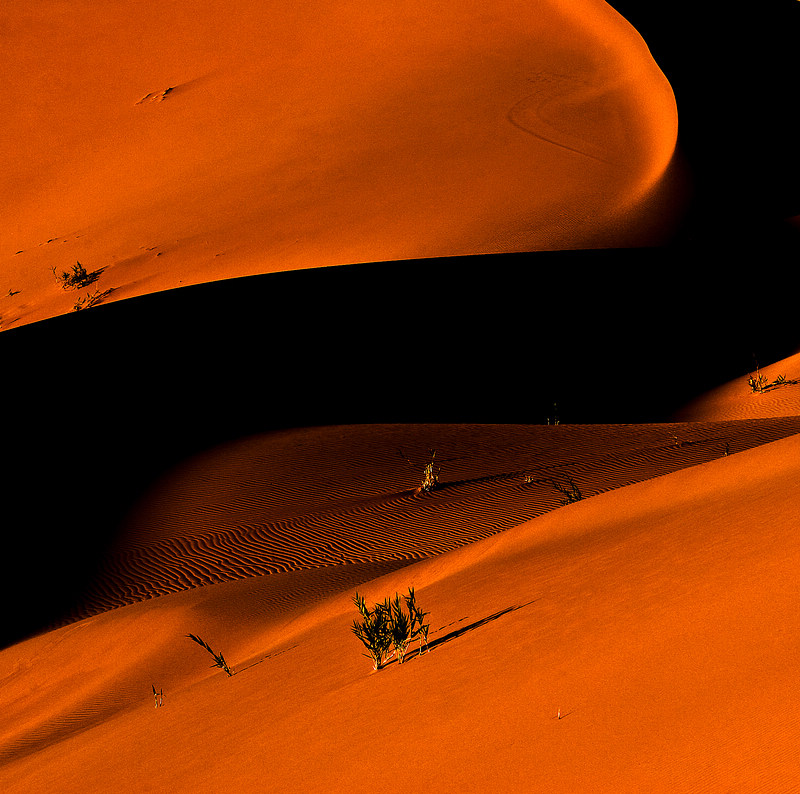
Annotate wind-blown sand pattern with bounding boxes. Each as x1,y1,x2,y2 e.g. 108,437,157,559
3,424,800,790
71,418,800,621
1,0,679,328
4,0,800,791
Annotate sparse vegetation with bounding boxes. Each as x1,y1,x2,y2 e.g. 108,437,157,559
524,473,583,505
73,286,114,312
52,261,101,290
186,633,235,676
152,685,164,708
399,448,441,494
748,363,796,394
352,586,430,671
748,362,769,393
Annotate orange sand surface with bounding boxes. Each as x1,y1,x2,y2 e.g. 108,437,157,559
5,1,800,791
676,350,800,423
3,418,800,791
1,0,680,329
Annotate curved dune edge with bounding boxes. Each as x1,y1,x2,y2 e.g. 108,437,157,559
61,418,800,623
1,0,679,329
2,431,800,790
674,350,800,422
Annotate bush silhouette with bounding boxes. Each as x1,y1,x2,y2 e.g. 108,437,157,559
52,261,100,290
186,633,234,676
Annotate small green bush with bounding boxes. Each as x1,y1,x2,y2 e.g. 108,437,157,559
352,592,393,671
398,448,442,495
352,586,430,670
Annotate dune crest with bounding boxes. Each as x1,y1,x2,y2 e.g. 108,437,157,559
1,0,680,328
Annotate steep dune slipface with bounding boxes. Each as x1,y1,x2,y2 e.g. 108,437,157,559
1,0,679,327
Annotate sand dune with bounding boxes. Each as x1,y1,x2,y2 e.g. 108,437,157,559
3,425,800,791
675,350,800,422
1,0,680,329
4,1,800,790
64,418,800,622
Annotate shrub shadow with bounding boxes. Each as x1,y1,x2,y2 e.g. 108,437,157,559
411,599,538,659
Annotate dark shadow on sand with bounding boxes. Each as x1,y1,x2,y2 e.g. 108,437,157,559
421,600,538,657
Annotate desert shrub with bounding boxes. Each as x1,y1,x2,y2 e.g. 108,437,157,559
418,450,440,494
352,586,430,670
748,366,795,393
748,368,768,393
73,286,114,311
352,592,393,670
52,261,99,290
525,473,583,505
186,633,234,676
399,448,441,494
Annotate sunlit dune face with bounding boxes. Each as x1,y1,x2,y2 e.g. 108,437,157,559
4,424,800,791
0,0,680,327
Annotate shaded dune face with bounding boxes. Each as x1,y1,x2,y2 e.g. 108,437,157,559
68,418,800,622
1,0,679,327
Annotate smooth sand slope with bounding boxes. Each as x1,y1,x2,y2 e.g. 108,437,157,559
3,417,800,791
1,0,680,328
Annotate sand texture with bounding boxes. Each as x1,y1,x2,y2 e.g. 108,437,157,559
3,422,800,791
4,0,800,791
1,0,680,329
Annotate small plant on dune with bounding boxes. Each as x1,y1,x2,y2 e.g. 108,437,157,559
52,261,101,290
748,363,769,394
418,449,441,494
401,586,430,658
399,448,441,495
352,592,393,671
186,633,235,676
747,362,796,394
524,473,583,505
73,286,114,312
152,684,164,708
352,586,430,671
